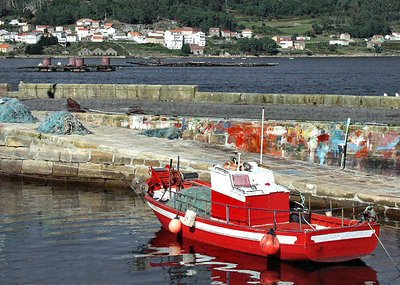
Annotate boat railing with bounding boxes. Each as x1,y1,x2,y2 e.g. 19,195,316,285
169,190,365,231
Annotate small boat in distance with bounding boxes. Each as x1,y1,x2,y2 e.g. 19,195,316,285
144,155,380,263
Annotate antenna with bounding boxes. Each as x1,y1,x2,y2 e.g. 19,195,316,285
260,108,265,164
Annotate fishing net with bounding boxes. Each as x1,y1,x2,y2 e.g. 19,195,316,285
167,186,211,216
37,111,91,135
140,127,182,140
0,97,37,123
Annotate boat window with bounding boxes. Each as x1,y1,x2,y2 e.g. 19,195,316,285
232,174,251,187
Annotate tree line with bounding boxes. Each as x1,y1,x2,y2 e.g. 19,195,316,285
1,0,399,38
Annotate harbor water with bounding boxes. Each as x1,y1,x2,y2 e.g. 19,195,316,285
0,178,399,284
1,57,400,96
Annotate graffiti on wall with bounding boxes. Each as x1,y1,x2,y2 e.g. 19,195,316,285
185,119,400,175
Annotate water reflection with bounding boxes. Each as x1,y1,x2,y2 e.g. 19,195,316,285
134,228,380,284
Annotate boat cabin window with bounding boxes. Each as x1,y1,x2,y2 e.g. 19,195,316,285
232,174,251,188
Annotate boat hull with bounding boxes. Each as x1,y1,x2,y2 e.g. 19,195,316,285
146,196,379,262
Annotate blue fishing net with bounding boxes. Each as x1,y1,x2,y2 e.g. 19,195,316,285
37,111,91,135
140,127,182,140
0,97,37,123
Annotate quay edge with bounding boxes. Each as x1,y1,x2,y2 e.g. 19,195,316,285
0,111,400,220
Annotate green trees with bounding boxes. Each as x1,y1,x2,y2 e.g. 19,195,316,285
237,37,278,55
25,35,59,55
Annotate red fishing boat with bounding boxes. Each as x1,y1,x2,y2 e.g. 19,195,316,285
144,156,380,263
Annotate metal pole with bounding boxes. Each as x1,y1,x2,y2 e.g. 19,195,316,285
341,118,351,170
260,108,265,164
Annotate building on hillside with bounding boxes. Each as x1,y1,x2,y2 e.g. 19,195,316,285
0,20,4,26
76,27,90,40
91,33,104,42
55,26,64,32
36,25,54,33
296,36,311,41
385,32,400,41
21,24,33,32
105,48,118,56
183,30,206,47
329,39,349,46
113,32,128,41
221,30,231,39
164,30,183,49
367,40,383,49
77,48,92,56
92,48,105,55
371,35,385,42
189,44,204,55
209,28,220,37
16,32,42,44
127,32,146,43
241,29,252,38
294,40,306,50
340,33,351,41
0,43,13,53
76,18,95,27
146,35,164,44
66,34,78,43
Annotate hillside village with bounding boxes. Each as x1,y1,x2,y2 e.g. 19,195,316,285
0,17,400,56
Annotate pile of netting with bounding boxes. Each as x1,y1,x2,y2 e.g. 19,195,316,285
167,186,211,216
37,111,91,135
0,97,37,123
140,127,182,140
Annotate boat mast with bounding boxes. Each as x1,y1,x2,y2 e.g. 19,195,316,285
260,108,265,164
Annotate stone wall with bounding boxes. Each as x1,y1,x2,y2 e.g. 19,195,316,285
0,83,11,95
9,82,400,109
72,112,400,176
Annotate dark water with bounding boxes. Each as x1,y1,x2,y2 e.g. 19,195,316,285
1,179,399,284
0,57,399,95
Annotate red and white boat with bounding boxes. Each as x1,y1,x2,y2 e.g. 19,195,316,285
144,157,380,263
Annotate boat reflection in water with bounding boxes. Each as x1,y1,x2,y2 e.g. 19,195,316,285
133,229,379,284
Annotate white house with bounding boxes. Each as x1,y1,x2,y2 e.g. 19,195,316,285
329,39,349,46
241,29,252,38
0,43,13,53
113,32,128,41
91,33,104,43
66,34,78,43
278,40,294,49
127,32,146,43
164,29,183,49
0,20,4,26
76,18,94,27
16,33,42,44
209,28,220,37
76,27,90,40
340,33,351,41
55,26,64,32
184,30,206,47
385,32,400,41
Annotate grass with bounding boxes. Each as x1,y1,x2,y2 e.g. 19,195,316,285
238,17,314,36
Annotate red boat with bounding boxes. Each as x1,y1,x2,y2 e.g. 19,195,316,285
140,229,379,285
144,157,380,263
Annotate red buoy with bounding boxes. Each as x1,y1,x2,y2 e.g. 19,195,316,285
168,217,182,234
260,233,280,255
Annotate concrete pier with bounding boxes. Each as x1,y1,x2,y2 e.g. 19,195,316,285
0,113,399,218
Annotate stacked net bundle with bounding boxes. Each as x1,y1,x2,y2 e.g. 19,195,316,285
37,111,91,135
0,97,37,123
167,186,211,216
140,127,182,140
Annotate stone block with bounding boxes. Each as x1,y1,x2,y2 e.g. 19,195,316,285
340,95,361,107
380,97,400,109
240,93,265,105
105,179,130,189
0,146,14,159
90,150,113,164
78,163,102,178
19,83,37,99
114,154,132,165
60,149,90,163
322,95,339,106
36,148,60,161
303,94,324,105
5,136,32,147
100,84,116,99
270,94,284,104
101,164,135,179
195,92,242,104
132,158,145,165
144,159,160,167
137,85,161,101
86,84,102,99
22,160,53,175
160,85,197,101
115,85,136,100
1,159,22,173
360,96,381,108
0,83,11,95
53,162,79,176
13,147,35,160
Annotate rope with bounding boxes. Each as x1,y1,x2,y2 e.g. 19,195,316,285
368,222,400,273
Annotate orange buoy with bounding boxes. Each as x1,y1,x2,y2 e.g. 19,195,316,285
168,217,182,234
260,233,280,255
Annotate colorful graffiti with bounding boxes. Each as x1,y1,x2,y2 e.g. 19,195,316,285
183,119,400,175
